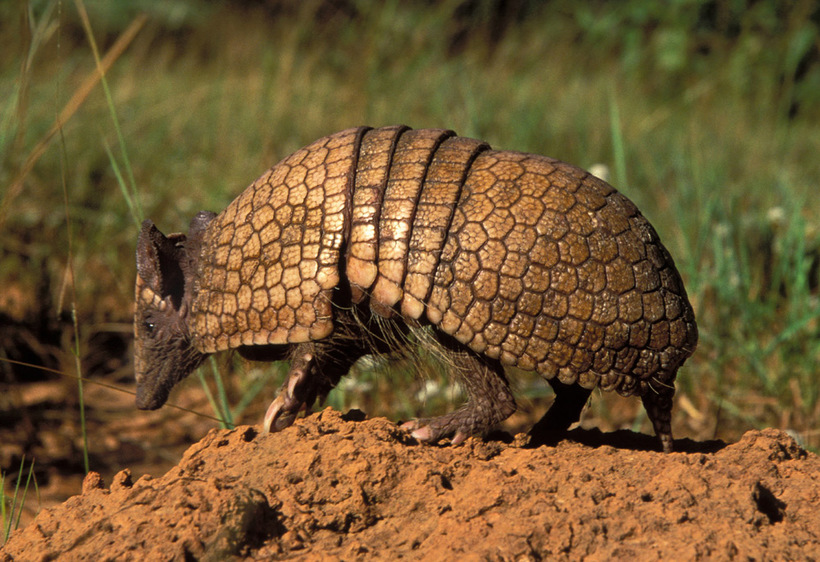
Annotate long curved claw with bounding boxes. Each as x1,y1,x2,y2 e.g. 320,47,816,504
263,395,305,433
405,423,433,442
450,430,469,446
262,353,314,433
262,397,283,433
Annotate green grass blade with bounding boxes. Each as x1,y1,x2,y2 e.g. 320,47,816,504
210,356,233,429
4,457,24,542
56,72,90,472
1,472,5,543
232,363,287,421
72,0,144,224
1,457,38,544
608,87,628,189
12,459,36,534
103,136,141,226
196,367,222,426
1,472,7,543
196,360,233,429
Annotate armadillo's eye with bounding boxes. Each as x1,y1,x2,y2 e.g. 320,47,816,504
143,320,156,334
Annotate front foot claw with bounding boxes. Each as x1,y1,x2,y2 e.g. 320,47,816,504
263,394,306,433
262,353,316,433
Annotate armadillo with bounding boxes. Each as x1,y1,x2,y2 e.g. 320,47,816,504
134,125,697,452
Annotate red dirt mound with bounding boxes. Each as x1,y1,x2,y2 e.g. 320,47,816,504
2,408,819,560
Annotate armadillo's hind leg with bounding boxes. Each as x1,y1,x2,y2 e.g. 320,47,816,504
402,346,516,446
263,340,365,433
528,378,592,445
642,379,675,453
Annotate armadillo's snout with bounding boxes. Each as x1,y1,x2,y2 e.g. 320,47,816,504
135,381,170,410
133,355,174,410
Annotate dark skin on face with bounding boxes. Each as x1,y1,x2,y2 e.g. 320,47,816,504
134,219,209,409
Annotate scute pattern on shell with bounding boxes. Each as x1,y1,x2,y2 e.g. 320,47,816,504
428,150,694,396
189,126,697,398
192,127,366,351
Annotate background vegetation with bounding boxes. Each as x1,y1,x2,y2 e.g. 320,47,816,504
1,0,819,528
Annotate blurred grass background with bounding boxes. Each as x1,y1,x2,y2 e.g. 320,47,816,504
1,0,818,479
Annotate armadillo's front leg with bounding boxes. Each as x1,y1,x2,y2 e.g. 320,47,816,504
263,339,369,433
402,346,516,446
263,345,322,433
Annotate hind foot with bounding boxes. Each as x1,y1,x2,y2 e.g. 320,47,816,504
642,382,676,453
402,337,517,445
401,396,516,446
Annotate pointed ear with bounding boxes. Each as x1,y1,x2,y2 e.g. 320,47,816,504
189,211,216,239
137,220,183,298
137,220,163,293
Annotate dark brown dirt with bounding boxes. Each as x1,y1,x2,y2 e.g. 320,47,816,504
2,408,819,561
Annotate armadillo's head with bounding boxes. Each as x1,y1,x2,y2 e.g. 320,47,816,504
134,213,214,409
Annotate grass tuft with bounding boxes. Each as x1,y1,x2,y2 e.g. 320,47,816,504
2,456,37,545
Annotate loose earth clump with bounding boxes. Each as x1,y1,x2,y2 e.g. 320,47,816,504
3,409,819,560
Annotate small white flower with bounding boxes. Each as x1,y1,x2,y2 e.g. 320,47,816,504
766,207,785,226
415,380,442,402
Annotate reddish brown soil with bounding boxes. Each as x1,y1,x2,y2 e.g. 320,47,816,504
2,408,819,561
